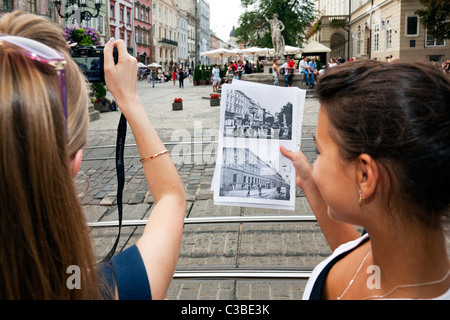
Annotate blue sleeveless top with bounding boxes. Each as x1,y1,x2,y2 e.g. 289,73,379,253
98,244,152,300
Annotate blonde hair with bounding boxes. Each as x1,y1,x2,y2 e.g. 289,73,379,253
0,11,100,299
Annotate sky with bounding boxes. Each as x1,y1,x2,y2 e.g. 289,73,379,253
209,0,246,42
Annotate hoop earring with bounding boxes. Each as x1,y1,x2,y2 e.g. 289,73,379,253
359,190,365,204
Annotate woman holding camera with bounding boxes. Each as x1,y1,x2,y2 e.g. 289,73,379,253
0,11,185,299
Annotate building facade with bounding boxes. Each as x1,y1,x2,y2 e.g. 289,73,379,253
152,0,178,70
1,0,214,69
306,0,450,63
109,0,133,53
178,8,188,69
0,1,108,45
134,0,152,64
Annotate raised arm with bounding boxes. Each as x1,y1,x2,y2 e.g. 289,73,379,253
280,146,359,251
104,39,186,299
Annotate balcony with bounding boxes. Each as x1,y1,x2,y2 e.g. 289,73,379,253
159,38,178,46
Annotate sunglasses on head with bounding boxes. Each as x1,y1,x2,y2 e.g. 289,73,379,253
0,35,68,131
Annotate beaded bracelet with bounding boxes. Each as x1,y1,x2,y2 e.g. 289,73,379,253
140,149,168,163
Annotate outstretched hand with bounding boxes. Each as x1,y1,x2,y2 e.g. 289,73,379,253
103,38,139,113
279,146,314,190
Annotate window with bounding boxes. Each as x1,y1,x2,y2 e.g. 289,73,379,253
386,18,392,49
357,25,361,54
3,0,14,11
406,15,419,36
374,23,379,51
98,16,104,34
120,9,124,22
426,28,445,47
27,0,36,13
110,5,114,19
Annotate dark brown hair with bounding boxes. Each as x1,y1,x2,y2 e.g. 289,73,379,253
315,59,450,228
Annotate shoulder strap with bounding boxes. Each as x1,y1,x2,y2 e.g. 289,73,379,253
102,113,127,262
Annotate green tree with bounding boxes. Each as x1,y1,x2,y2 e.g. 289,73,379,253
235,0,315,48
416,0,450,42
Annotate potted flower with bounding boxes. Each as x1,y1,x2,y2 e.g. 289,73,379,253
91,82,111,112
173,98,183,111
64,26,102,46
210,93,220,107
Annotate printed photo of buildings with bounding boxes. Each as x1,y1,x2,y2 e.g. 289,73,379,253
223,89,293,140
218,147,291,200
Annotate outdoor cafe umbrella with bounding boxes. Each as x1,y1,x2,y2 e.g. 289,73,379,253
269,45,303,55
148,62,162,68
201,48,241,65
238,47,270,60
137,62,147,68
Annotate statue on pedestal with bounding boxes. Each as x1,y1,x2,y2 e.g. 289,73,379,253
265,14,285,58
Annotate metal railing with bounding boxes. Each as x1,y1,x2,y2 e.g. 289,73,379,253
85,138,318,280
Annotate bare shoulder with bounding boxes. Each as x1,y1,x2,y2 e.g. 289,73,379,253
323,240,373,300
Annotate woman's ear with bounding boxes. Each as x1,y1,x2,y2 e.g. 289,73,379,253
357,153,379,201
70,149,83,178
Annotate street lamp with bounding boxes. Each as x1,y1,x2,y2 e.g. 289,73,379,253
53,0,103,23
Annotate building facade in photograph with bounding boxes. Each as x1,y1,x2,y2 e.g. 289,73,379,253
224,89,267,135
219,147,288,193
305,0,450,62
224,89,293,140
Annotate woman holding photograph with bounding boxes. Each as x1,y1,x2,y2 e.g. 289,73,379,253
281,60,450,299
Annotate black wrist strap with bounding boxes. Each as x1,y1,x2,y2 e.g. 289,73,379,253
102,112,127,262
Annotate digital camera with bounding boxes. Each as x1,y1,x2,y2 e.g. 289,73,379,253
71,46,118,83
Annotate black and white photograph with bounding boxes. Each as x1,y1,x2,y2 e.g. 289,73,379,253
212,81,305,211
218,143,292,201
222,87,294,140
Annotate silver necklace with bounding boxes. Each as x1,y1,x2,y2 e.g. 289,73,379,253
362,268,450,300
337,250,372,300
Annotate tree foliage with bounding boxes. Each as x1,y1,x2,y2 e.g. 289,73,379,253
415,0,450,41
234,0,315,48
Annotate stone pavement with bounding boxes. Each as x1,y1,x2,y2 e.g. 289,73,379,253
79,78,329,300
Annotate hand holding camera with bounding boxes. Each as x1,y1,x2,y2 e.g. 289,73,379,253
103,38,140,113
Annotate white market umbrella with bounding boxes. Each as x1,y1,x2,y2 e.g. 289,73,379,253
137,62,147,68
269,45,303,55
148,62,162,68
201,48,240,65
302,41,331,53
238,47,270,60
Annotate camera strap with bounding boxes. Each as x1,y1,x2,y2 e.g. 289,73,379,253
102,113,127,262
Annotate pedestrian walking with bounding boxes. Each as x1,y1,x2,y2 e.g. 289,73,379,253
178,68,185,88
